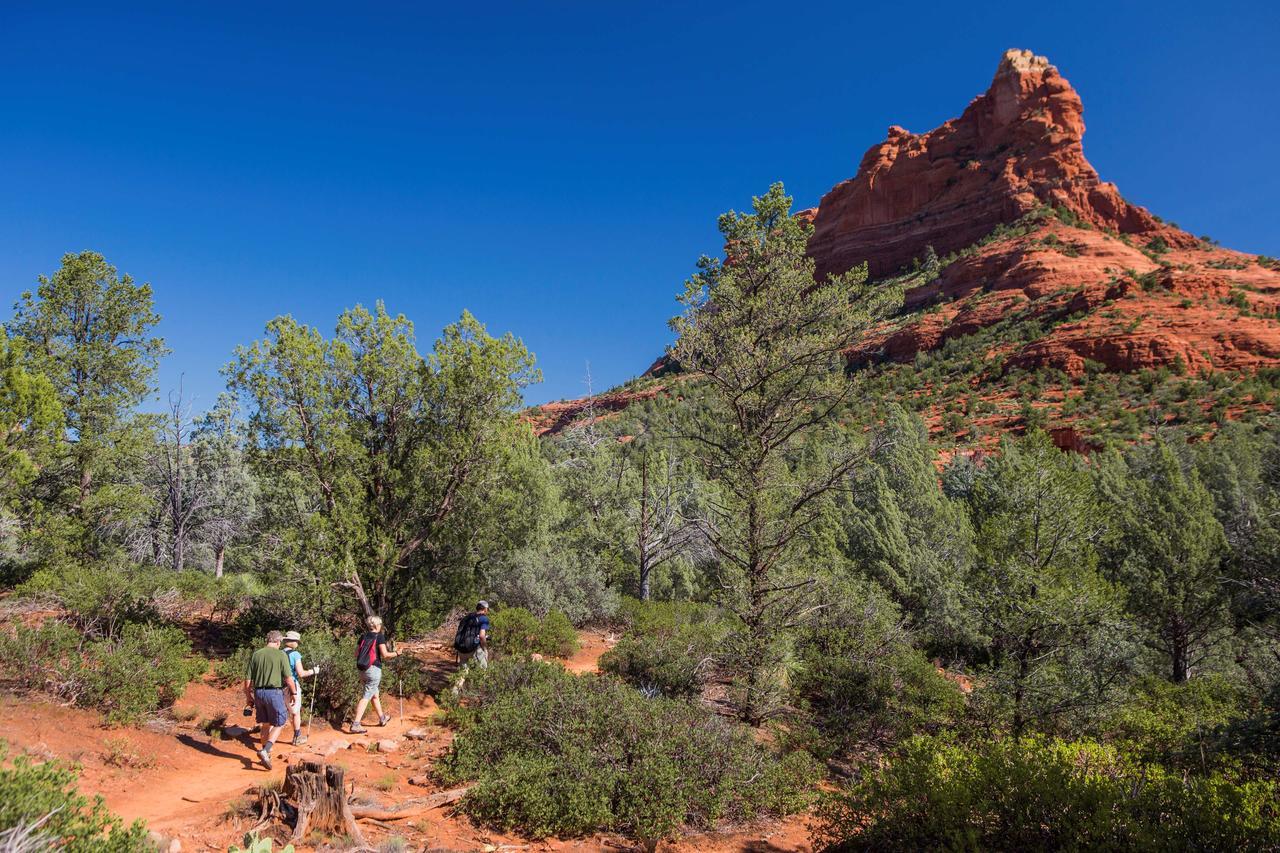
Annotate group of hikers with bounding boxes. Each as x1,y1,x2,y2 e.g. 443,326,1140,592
241,602,491,770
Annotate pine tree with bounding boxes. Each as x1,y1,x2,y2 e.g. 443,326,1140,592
669,183,901,723
1101,438,1230,682
8,252,166,560
965,431,1129,734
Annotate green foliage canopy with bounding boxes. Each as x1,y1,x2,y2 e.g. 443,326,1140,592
227,303,541,628
8,251,165,562
668,182,901,722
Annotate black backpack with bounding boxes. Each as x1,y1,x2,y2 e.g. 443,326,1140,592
453,613,482,654
356,633,379,671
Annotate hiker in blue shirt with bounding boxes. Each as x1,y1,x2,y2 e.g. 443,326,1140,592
454,601,491,670
281,630,319,745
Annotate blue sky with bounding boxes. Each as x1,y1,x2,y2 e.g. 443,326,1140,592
2,1,1277,409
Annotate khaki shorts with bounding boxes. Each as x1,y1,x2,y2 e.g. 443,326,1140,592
459,646,488,669
361,665,383,699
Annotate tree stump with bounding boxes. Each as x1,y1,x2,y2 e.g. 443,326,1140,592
282,759,365,845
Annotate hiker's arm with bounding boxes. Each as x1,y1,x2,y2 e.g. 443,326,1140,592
242,678,254,704
299,659,317,678
379,642,399,660
284,673,298,694
478,628,487,647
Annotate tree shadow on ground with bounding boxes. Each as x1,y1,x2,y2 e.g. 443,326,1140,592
415,653,457,698
175,733,256,770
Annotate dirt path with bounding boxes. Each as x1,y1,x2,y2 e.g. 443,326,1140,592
0,630,813,852
565,628,617,674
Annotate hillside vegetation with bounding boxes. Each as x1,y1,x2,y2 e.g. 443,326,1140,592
2,183,1278,850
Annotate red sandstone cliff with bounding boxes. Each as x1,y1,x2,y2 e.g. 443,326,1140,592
807,49,1194,280
825,49,1280,383
540,50,1280,442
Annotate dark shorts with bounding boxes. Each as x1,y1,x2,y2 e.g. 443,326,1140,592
254,688,288,726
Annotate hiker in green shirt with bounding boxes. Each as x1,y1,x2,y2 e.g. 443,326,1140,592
242,630,297,770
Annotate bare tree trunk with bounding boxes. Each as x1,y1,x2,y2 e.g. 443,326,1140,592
150,512,163,565
78,461,92,511
214,544,225,579
1012,643,1031,737
172,424,184,572
1170,618,1190,683
638,449,651,601
157,385,205,575
742,481,767,726
639,555,652,602
333,565,376,620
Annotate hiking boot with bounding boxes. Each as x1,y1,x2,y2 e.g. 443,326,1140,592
256,748,272,770
293,734,309,746
378,714,391,727
349,723,368,734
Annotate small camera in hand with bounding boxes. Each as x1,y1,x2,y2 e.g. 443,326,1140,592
242,705,253,717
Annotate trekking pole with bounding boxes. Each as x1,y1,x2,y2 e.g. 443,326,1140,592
398,677,404,723
306,670,317,739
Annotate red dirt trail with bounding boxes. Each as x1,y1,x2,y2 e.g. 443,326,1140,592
0,630,813,852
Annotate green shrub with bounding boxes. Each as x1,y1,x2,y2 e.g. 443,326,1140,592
174,571,264,620
792,590,964,755
600,629,713,698
489,607,578,658
601,598,732,698
814,735,1280,852
614,597,724,634
227,581,357,648
18,565,160,638
441,657,815,843
1103,674,1251,768
90,623,207,724
1204,684,1280,777
795,643,964,756
538,610,578,657
0,741,149,851
0,619,85,693
488,546,619,625
439,650,569,715
16,563,264,637
212,646,253,688
0,620,205,724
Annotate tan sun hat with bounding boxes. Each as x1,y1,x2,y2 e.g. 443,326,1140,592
283,630,302,643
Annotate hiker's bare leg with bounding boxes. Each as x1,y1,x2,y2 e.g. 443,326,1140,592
352,696,370,725
372,695,384,719
258,722,271,749
266,723,284,747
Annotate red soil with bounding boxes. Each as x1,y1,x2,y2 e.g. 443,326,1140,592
0,630,813,852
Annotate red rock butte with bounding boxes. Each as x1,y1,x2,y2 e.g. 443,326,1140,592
819,49,1280,385
546,49,1280,441
806,49,1194,280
